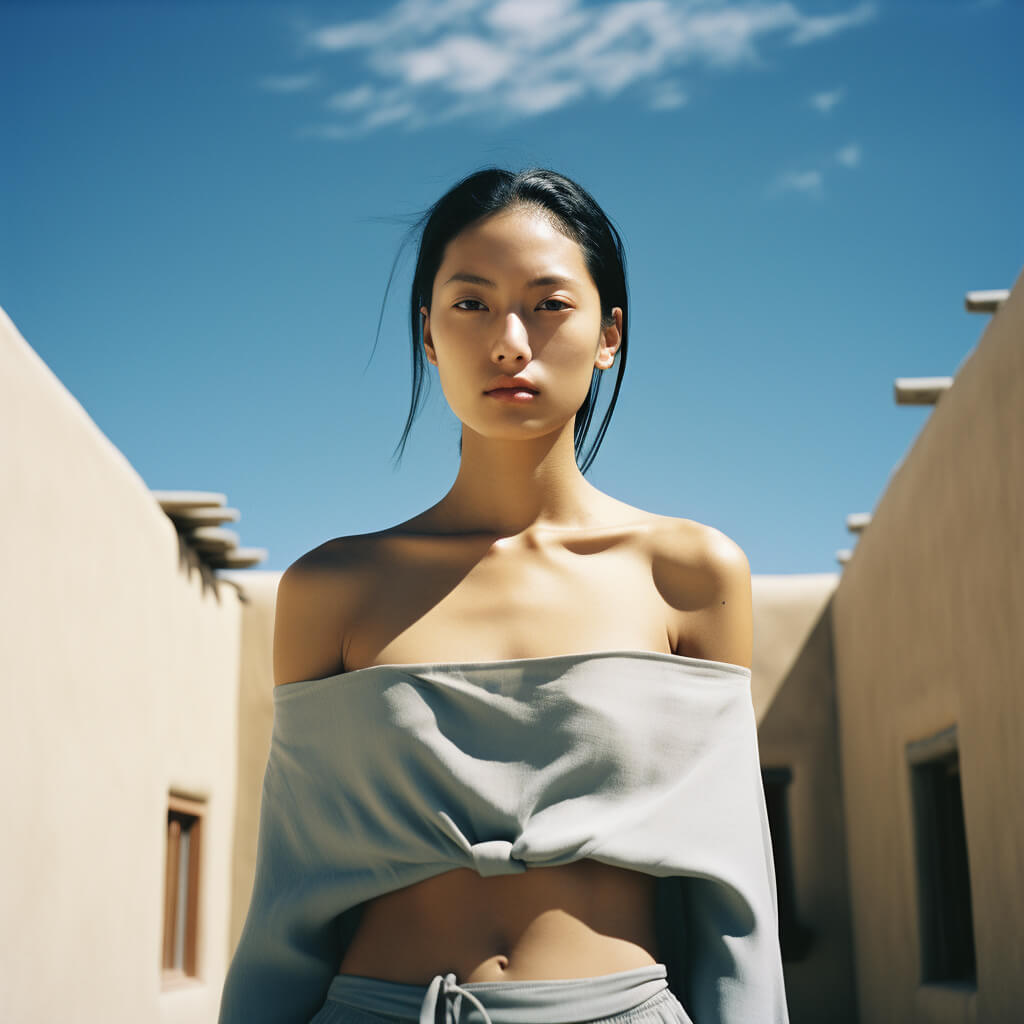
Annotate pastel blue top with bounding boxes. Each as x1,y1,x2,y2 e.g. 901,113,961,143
218,650,789,1023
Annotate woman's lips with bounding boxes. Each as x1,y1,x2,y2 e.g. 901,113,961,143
485,388,538,402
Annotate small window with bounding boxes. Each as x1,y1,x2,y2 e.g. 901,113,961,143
907,727,976,985
162,793,204,982
762,766,813,961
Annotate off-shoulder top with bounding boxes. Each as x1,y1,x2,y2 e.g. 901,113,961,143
217,649,789,1023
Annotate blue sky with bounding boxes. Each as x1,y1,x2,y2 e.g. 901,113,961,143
3,0,1021,575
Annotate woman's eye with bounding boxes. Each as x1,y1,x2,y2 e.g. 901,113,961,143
454,299,487,311
537,298,571,311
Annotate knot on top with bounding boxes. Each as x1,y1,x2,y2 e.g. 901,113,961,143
470,839,526,877
435,812,527,877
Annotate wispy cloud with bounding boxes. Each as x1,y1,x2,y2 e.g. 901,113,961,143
259,72,318,94
772,169,824,196
787,2,876,45
836,142,861,167
809,87,845,113
327,85,376,112
278,0,877,138
650,80,689,111
769,142,863,199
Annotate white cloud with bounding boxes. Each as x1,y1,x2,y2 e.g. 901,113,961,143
836,142,861,167
680,4,800,67
788,1,877,45
809,87,845,113
365,102,418,128
385,34,516,92
287,0,877,137
508,79,588,115
308,0,486,51
769,141,861,199
259,72,318,93
299,123,360,141
327,85,376,112
485,0,586,40
649,80,688,110
772,169,824,196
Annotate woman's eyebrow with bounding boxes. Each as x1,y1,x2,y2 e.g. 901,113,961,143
442,272,575,288
527,274,574,288
443,272,496,287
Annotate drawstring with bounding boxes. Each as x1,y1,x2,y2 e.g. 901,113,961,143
419,972,495,1024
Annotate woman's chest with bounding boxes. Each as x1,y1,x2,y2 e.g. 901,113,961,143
344,537,673,669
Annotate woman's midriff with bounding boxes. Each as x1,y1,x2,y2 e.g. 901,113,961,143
336,860,660,984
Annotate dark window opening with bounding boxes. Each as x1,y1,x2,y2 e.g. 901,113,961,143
163,794,204,982
762,766,813,961
908,727,976,985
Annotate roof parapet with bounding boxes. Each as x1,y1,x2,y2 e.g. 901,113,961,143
151,490,266,569
893,377,953,405
846,513,871,534
964,289,1009,313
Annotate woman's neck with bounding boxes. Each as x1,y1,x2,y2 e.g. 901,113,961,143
425,423,605,537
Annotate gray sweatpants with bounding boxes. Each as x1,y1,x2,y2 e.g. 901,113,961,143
307,963,693,1023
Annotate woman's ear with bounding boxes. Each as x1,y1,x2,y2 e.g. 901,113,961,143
421,306,438,366
595,307,623,370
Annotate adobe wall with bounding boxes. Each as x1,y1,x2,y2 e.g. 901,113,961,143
0,308,242,1024
219,569,280,952
758,597,858,1022
831,268,1024,1022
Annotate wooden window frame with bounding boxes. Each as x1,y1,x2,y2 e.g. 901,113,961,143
907,726,977,987
162,793,204,985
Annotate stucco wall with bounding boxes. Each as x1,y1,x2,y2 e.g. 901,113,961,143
750,573,840,724
0,307,242,1024
758,591,858,1024
219,569,281,952
831,268,1024,1023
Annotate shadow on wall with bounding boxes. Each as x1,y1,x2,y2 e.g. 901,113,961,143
758,600,859,1024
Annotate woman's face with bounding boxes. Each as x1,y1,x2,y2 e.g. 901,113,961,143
422,206,621,444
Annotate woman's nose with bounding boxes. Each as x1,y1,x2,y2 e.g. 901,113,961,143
493,312,531,363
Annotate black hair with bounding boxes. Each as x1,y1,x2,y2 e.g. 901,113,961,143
387,167,629,475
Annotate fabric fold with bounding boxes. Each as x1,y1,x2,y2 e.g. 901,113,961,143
218,649,788,1024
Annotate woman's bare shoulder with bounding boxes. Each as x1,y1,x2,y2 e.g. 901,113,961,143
281,529,397,576
272,530,403,686
644,512,748,563
646,514,753,669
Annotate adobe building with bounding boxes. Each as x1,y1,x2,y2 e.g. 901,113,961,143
1,269,1021,1022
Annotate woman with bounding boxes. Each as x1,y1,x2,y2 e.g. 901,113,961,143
219,168,789,1024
